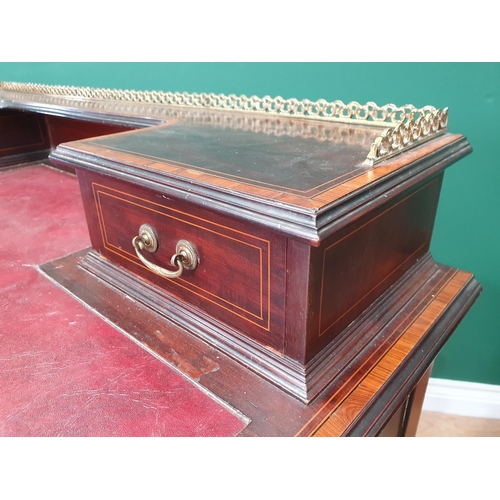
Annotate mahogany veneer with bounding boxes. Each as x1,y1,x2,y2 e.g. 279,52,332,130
48,111,473,404
0,85,482,435
40,250,480,436
0,108,135,170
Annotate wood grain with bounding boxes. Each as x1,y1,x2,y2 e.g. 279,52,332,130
40,251,481,436
0,90,481,435
300,270,471,436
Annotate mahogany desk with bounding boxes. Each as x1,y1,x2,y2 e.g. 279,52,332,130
0,83,482,436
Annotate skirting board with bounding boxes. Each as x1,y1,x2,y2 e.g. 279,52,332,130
422,378,500,420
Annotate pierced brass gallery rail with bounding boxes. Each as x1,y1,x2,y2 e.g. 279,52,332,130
0,81,448,166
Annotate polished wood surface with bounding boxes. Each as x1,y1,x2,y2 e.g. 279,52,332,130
0,88,482,435
46,100,466,403
40,251,481,436
306,176,442,360
71,161,447,402
79,170,286,352
297,269,474,436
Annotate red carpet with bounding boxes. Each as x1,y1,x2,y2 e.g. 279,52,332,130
0,164,246,436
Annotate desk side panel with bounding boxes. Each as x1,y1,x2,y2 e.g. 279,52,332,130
286,174,444,363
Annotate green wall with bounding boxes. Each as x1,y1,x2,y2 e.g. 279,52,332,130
1,62,498,385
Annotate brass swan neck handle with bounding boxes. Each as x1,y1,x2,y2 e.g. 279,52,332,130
132,224,199,279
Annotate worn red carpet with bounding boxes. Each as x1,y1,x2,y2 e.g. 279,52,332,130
0,164,246,436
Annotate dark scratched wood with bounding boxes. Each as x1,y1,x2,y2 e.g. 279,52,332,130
77,121,380,194
39,249,481,436
43,115,136,174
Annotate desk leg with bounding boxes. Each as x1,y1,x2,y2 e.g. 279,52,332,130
378,363,433,437
402,363,433,437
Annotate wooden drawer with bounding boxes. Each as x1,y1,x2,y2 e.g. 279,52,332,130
77,170,287,355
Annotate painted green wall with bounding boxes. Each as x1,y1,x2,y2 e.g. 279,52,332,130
1,62,498,384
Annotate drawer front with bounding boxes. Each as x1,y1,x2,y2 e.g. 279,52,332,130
79,172,286,352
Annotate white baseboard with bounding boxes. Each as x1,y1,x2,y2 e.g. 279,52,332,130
422,378,500,420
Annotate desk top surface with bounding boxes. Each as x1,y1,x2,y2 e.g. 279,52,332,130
65,122,464,213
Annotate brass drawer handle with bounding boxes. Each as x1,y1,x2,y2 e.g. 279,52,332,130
132,224,199,279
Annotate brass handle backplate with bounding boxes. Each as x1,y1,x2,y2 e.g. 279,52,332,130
132,224,199,279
